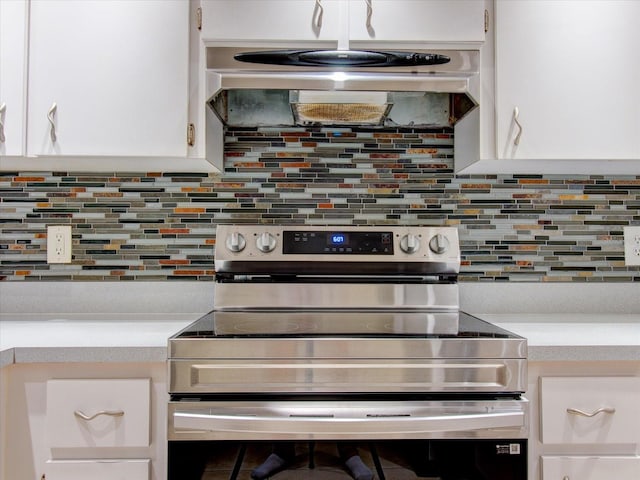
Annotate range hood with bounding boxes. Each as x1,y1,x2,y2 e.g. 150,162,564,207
205,47,481,171
206,47,479,128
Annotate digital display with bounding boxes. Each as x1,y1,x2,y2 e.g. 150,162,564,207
283,230,393,254
329,233,348,246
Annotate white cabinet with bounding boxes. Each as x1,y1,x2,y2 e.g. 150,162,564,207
45,460,150,480
542,456,640,480
46,379,150,448
200,0,342,44
27,0,189,157
0,0,28,156
348,0,486,44
495,0,640,160
538,376,640,480
44,378,152,480
1,363,167,480
200,0,485,46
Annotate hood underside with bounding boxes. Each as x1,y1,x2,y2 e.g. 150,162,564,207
209,89,476,127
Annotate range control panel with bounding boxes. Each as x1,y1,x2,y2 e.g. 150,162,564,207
216,225,460,273
283,230,393,255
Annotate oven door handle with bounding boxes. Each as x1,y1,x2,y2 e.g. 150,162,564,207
172,408,526,439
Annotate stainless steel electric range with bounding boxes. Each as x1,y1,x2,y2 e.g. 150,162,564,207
168,225,528,480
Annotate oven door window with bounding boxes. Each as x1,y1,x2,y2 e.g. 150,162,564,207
169,439,527,480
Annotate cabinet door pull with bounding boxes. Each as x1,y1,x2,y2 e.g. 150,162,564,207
74,409,125,421
314,0,323,29
0,103,6,143
365,0,373,30
513,107,523,145
47,102,57,143
566,406,615,417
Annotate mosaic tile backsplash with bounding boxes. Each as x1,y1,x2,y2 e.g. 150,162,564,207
1,126,639,281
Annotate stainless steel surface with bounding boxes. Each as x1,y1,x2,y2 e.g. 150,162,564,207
214,224,460,276
214,283,459,311
205,48,480,128
209,71,474,95
169,399,528,441
169,358,526,394
170,334,526,361
168,223,528,447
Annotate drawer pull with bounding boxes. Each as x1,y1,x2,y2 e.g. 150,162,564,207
566,407,615,418
74,409,125,421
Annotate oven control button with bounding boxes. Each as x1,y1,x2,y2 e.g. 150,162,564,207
429,234,450,254
400,234,420,254
225,232,246,252
256,232,277,253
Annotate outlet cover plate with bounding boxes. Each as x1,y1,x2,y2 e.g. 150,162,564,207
623,226,640,266
47,225,72,264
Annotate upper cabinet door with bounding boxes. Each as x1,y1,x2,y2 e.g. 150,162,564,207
348,0,486,44
27,0,189,157
495,0,640,160
200,0,342,43
0,0,28,156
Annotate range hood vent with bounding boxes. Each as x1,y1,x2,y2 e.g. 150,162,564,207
209,89,474,128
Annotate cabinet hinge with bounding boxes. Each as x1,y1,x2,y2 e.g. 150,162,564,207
196,7,202,31
484,9,489,33
187,123,196,147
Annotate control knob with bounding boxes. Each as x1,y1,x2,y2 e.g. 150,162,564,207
256,232,277,253
225,231,246,252
400,234,420,254
429,234,450,254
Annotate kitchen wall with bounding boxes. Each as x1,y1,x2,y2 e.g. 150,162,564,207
1,126,638,282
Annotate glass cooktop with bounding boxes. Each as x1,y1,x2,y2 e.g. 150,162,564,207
172,311,521,340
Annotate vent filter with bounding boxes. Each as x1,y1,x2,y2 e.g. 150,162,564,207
291,91,392,125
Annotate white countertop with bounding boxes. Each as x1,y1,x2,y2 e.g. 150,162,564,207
0,314,199,367
486,314,640,361
1,313,639,367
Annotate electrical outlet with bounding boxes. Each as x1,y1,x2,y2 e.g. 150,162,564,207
47,225,72,264
623,226,640,266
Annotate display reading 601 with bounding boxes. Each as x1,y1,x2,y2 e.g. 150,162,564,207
329,233,348,246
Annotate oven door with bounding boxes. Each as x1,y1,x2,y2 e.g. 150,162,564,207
169,398,528,441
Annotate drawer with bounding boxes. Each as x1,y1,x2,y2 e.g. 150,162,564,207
46,378,150,448
542,455,640,480
540,376,640,445
45,459,149,480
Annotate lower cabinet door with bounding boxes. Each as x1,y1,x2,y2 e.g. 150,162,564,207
45,459,150,480
542,456,640,480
